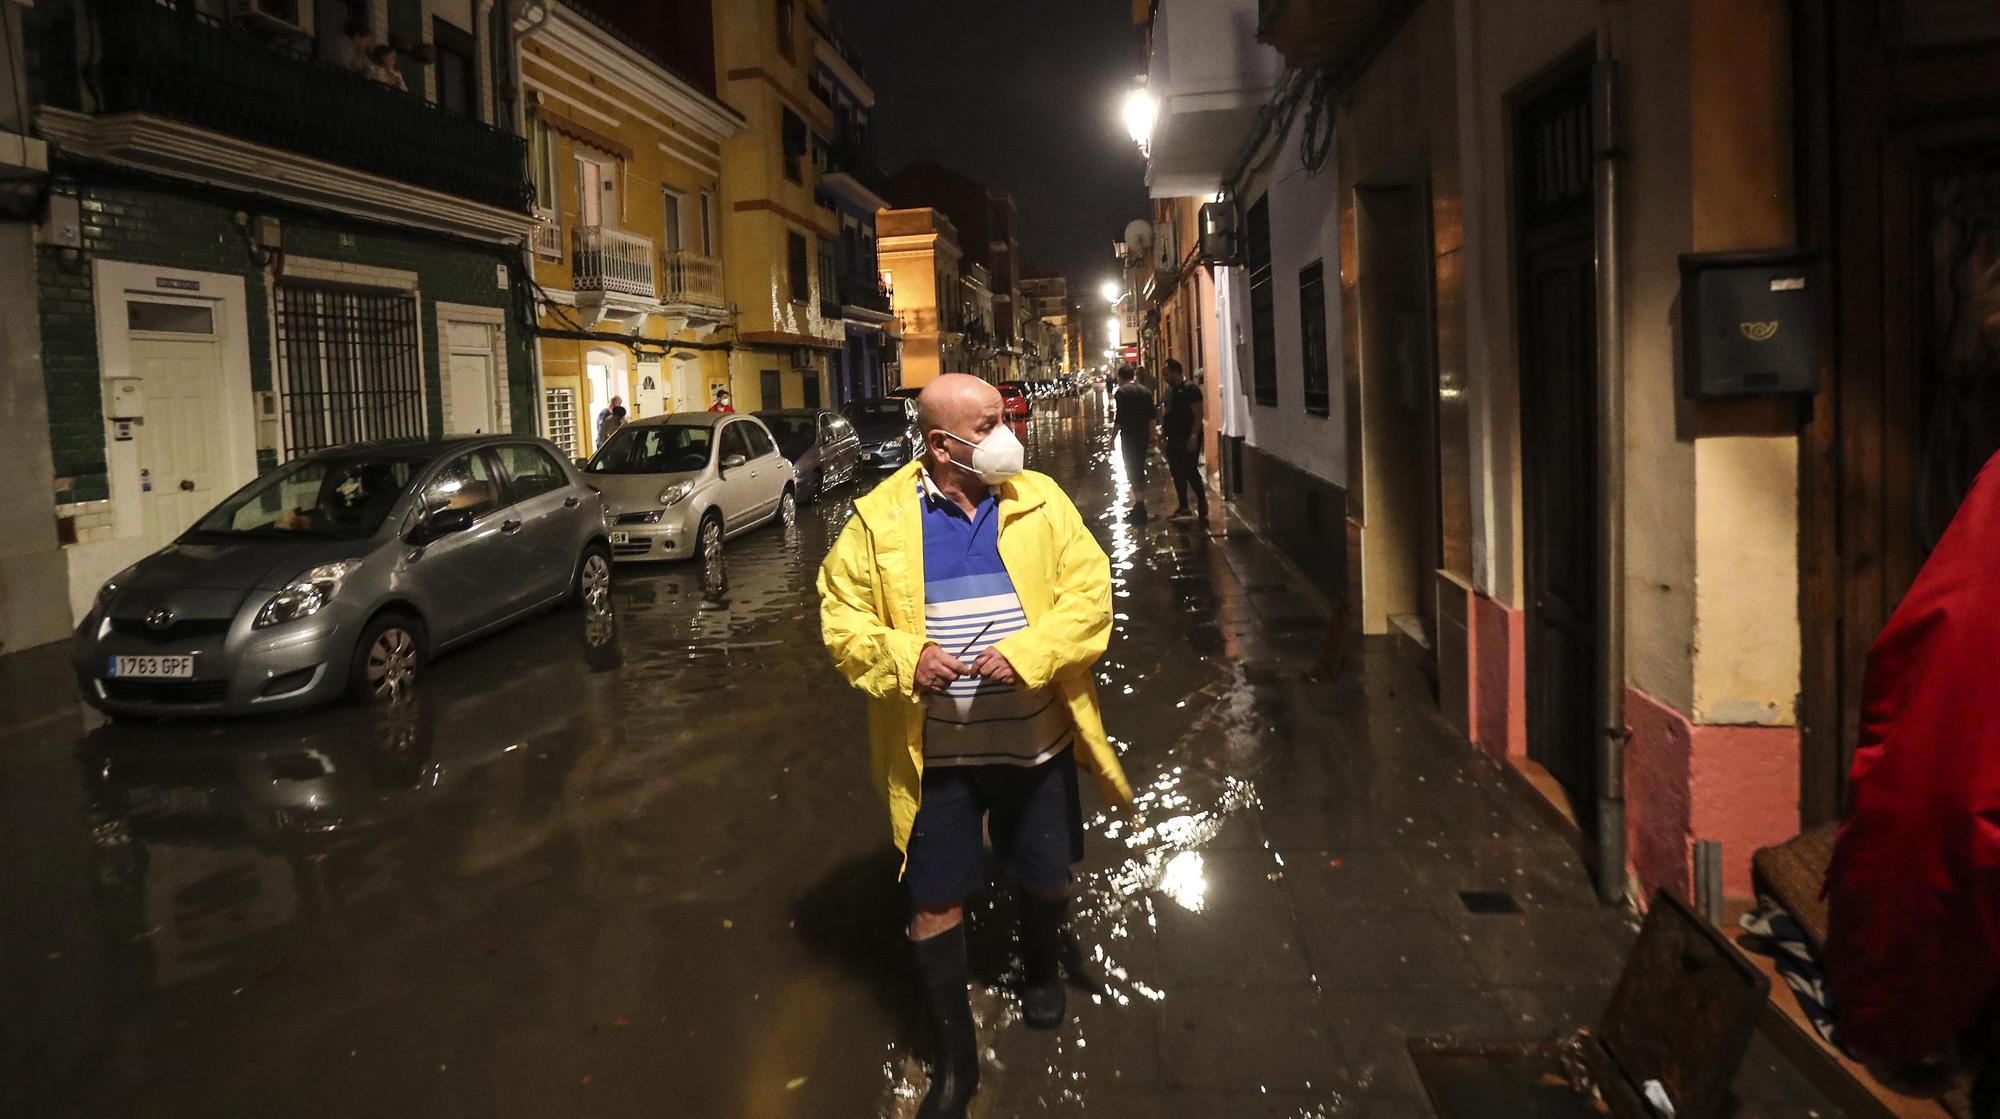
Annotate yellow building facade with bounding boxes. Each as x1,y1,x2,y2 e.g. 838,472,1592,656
712,0,847,411
877,208,967,390
520,1,744,459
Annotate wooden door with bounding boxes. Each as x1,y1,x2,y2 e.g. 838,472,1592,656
1515,61,1599,817
1797,1,2000,824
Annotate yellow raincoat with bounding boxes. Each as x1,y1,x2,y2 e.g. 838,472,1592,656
817,460,1133,869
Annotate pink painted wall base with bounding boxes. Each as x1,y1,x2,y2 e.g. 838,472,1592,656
1623,686,1800,900
1467,593,1526,760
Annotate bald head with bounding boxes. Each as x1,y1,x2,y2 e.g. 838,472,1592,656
917,373,1005,479
916,373,999,433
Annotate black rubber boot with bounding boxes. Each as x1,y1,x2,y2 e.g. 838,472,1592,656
1019,893,1067,1030
913,924,979,1119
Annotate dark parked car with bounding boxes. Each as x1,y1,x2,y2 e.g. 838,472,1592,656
756,408,862,502
842,396,922,470
74,436,611,718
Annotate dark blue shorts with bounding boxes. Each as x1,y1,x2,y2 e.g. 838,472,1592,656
905,748,1085,907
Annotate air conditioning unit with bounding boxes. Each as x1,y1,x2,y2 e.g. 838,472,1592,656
1153,219,1178,276
793,347,818,370
1199,201,1241,266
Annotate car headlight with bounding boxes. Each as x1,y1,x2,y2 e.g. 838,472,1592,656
254,561,360,629
659,480,694,506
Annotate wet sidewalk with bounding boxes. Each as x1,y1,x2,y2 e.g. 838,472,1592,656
0,397,1840,1118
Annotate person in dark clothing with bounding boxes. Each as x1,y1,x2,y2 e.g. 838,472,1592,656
1158,358,1208,522
1110,365,1155,523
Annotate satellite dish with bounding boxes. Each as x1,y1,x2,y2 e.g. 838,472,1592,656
1123,218,1154,256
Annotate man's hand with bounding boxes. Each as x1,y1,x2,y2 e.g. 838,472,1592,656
970,647,1020,686
915,643,971,694
1186,433,1200,454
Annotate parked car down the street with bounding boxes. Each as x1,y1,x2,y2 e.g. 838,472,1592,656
999,382,1030,420
756,408,861,503
841,396,922,470
72,436,612,719
583,412,798,564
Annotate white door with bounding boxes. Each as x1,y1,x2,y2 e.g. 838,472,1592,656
576,156,614,228
444,322,496,433
130,334,224,550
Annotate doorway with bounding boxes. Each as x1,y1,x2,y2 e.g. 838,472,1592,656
584,348,629,452
1355,178,1443,661
1797,1,2000,823
127,308,224,550
440,313,501,434
1514,59,1599,818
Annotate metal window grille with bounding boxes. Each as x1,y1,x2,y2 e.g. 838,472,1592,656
544,387,578,458
274,282,427,454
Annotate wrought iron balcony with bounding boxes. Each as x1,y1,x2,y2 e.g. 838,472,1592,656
76,0,530,211
573,226,656,300
660,249,724,310
840,274,892,314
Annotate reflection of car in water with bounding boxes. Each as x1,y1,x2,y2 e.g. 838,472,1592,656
754,408,861,503
73,600,621,982
72,436,612,719
583,413,799,564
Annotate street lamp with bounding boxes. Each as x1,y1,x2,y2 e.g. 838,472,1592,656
1123,84,1156,154
1101,279,1121,305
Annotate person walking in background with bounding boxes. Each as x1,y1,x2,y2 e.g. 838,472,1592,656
595,396,626,445
709,388,735,413
818,373,1131,1119
1158,358,1209,523
1110,365,1156,523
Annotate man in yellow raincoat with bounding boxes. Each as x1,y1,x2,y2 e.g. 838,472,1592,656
818,373,1131,1119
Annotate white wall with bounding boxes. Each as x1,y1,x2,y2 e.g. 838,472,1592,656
1222,116,1347,490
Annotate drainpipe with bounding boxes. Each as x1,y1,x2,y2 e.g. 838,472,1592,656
1592,14,1629,906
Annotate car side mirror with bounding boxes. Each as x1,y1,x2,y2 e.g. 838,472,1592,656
573,457,589,470
412,506,474,542
720,453,747,471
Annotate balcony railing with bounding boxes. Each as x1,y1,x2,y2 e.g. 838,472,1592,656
573,227,656,299
82,0,530,211
840,274,892,314
660,249,724,310
530,208,562,259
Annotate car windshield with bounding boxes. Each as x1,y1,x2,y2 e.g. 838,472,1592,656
762,415,817,459
587,423,714,474
844,401,908,429
189,455,421,541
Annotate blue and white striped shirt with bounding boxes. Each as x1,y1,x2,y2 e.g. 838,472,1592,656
920,472,1073,767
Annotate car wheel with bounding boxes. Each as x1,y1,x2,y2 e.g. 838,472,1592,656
699,510,724,564
348,612,427,704
777,486,798,531
571,544,612,606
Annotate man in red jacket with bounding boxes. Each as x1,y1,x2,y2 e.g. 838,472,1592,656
1826,451,2000,1108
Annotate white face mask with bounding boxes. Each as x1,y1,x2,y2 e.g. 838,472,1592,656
938,424,1025,484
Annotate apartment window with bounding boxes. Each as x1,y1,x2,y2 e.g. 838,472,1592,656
1245,195,1277,407
782,109,806,182
818,239,838,307
787,232,810,303
575,155,612,227
528,117,557,212
432,18,477,119
699,191,715,256
662,188,684,252
273,281,426,453
1298,261,1330,416
775,0,794,59
760,370,783,410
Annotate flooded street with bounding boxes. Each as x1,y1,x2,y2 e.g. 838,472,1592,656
0,397,1837,1118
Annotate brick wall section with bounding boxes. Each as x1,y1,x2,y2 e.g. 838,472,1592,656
36,175,530,504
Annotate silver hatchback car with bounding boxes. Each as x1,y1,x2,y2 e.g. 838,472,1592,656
584,412,798,563
73,436,611,718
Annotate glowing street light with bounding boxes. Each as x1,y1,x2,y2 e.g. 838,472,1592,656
1101,279,1121,305
1123,85,1157,153
1106,316,1121,343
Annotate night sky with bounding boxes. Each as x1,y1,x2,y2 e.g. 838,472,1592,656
832,0,1151,296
